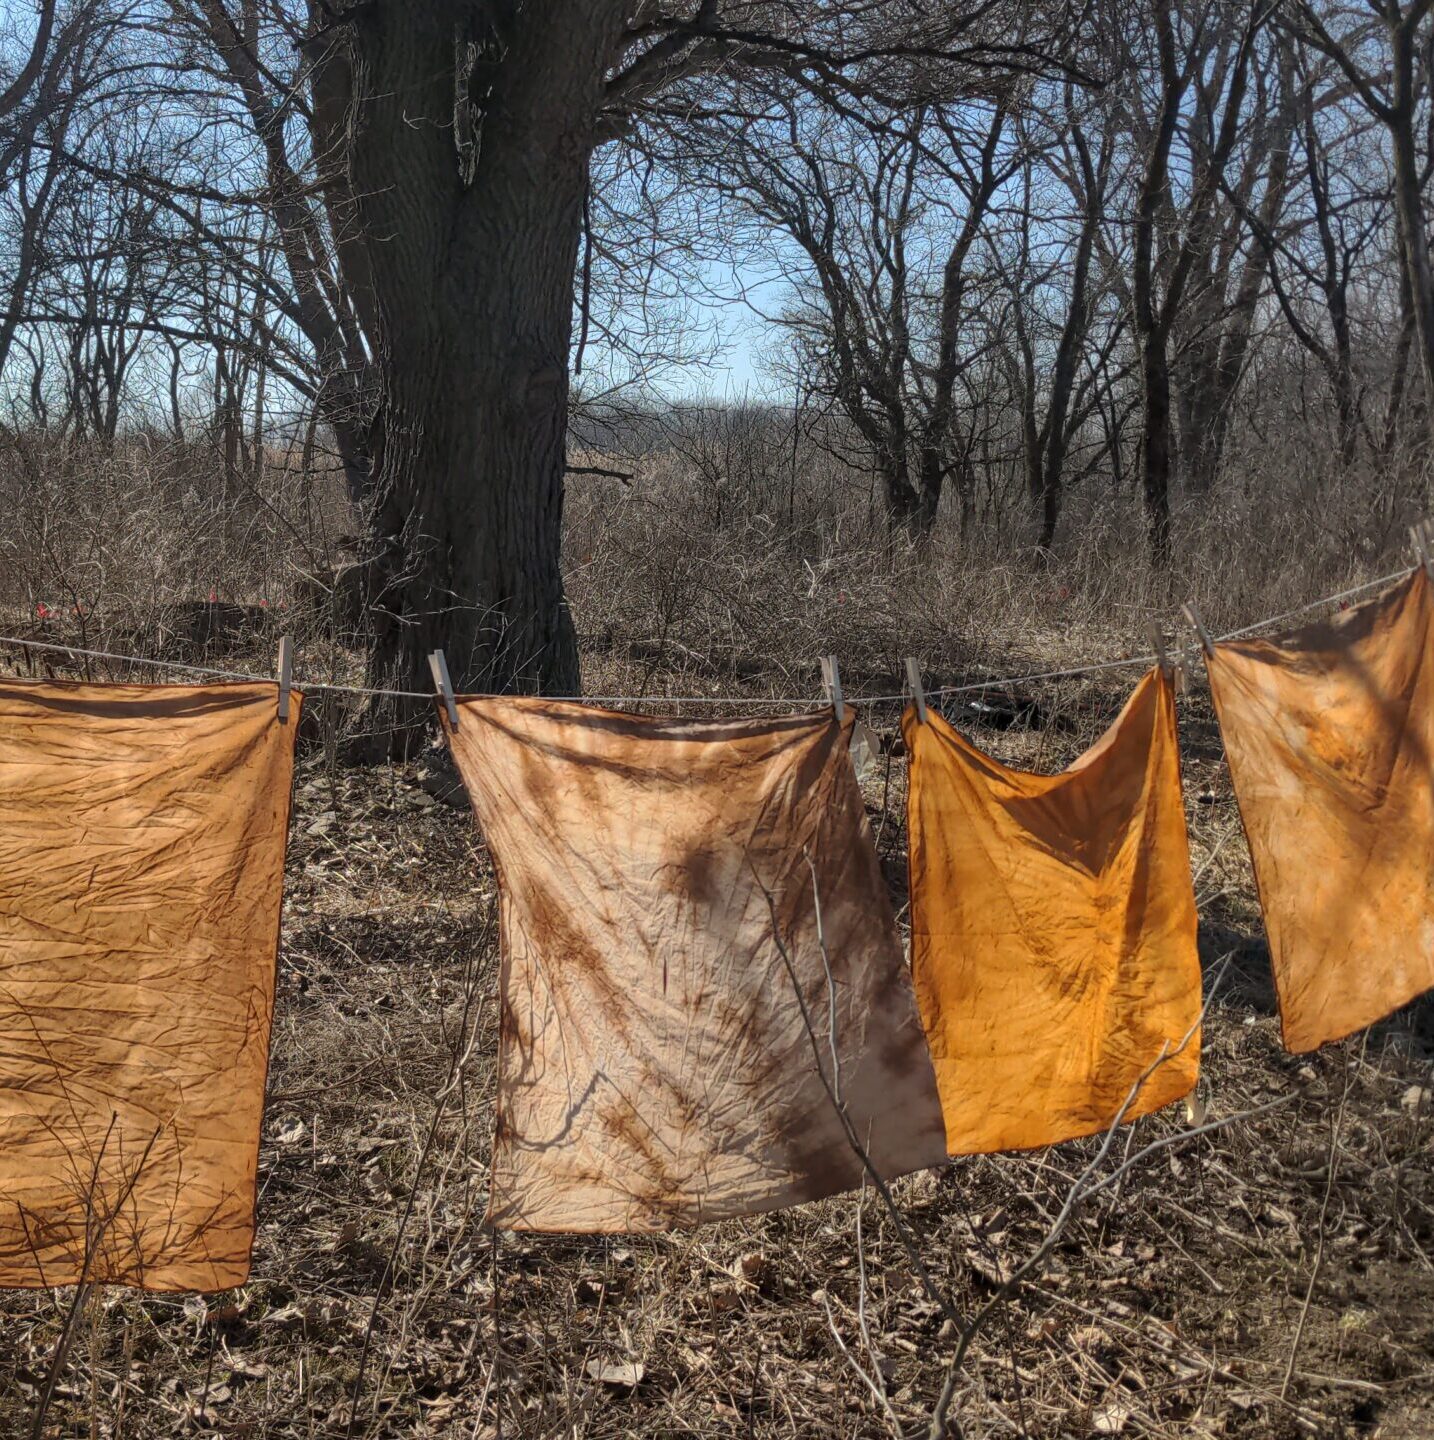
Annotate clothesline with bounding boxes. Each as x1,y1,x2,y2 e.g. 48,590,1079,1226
1213,566,1410,642
0,561,1428,1274
0,564,1413,708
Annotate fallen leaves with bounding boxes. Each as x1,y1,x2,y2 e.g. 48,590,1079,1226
273,1117,306,1145
585,1358,644,1389
1091,1396,1131,1433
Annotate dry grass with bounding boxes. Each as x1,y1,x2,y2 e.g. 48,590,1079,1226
0,424,1431,1438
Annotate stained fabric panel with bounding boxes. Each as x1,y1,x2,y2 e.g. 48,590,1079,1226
1208,569,1434,1053
904,668,1202,1154
0,682,299,1290
443,699,948,1232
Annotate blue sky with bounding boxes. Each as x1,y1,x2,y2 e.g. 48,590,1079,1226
677,263,787,399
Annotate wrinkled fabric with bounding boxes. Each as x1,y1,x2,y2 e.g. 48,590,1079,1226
443,699,948,1232
904,669,1201,1154
1208,569,1434,1052
0,682,299,1290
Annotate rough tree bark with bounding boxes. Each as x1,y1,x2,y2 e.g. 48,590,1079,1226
304,3,628,735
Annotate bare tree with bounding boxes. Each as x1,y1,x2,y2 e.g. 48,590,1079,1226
4,0,1434,643
683,86,1018,539
1128,0,1271,564
1289,0,1434,447
0,0,56,137
1233,43,1389,468
1003,83,1121,547
0,0,107,383
1175,29,1297,495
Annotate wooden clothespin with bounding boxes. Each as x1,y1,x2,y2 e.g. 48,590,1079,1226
820,654,844,724
1146,620,1170,675
904,657,928,724
429,649,459,731
276,635,293,722
1147,620,1188,693
1410,520,1434,579
1182,602,1214,659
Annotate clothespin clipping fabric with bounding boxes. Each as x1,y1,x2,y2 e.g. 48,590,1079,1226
1146,621,1169,673
820,655,844,724
1182,603,1214,659
1146,621,1185,693
904,658,928,724
1410,520,1434,580
429,650,459,730
276,635,292,722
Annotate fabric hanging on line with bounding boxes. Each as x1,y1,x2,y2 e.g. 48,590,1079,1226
442,699,948,1232
1207,568,1434,1053
0,682,299,1290
904,667,1202,1155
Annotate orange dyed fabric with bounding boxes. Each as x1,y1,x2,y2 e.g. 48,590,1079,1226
443,700,948,1232
1208,569,1434,1052
0,682,299,1290
904,669,1201,1154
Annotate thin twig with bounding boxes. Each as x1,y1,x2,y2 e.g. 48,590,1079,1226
1281,1047,1353,1400
31,1120,162,1440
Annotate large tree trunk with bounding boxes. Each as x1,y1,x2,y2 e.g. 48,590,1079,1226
308,2,625,748
879,448,927,538
914,444,944,534
1176,312,1225,498
360,162,585,725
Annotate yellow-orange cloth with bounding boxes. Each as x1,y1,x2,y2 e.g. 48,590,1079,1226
904,668,1201,1154
443,700,948,1232
0,682,299,1290
1208,569,1434,1052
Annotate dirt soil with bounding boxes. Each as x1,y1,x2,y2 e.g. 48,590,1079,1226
0,665,1431,1439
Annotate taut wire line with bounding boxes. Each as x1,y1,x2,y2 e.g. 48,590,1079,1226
1210,566,1410,644
0,566,1414,710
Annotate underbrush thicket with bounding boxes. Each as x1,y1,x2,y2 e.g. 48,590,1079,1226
1,414,1424,690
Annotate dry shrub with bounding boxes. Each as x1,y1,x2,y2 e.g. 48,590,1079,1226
0,429,350,653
